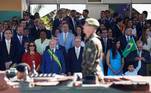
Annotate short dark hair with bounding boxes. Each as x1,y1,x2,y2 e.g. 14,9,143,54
83,9,89,14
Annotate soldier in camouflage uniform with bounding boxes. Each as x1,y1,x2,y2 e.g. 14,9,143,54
82,18,103,84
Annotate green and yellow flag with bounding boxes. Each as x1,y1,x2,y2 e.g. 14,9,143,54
122,38,137,58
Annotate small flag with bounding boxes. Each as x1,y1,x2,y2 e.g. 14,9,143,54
122,38,137,58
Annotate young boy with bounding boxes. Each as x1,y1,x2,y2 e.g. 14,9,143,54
124,61,141,76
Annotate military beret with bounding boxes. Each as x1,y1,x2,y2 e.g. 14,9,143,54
85,18,100,28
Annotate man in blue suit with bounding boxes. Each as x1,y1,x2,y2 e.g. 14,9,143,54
68,36,83,75
58,22,75,53
40,38,65,74
0,29,19,70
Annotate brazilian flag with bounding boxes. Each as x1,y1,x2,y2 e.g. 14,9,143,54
122,38,137,58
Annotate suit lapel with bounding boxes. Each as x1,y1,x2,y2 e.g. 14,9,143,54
74,48,78,60
4,41,9,55
9,41,13,56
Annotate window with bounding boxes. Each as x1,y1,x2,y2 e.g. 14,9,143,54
133,4,151,19
60,4,86,13
30,4,57,17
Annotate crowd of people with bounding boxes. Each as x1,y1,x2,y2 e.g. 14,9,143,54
0,8,151,77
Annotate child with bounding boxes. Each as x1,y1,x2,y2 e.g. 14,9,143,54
124,61,141,76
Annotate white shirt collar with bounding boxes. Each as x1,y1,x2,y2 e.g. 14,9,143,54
5,39,11,43
75,46,81,50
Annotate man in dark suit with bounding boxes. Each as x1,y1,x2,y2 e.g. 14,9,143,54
136,14,146,39
29,19,40,40
68,36,83,75
120,28,136,51
111,18,123,39
13,26,28,63
65,10,78,35
79,9,89,26
53,10,67,30
126,40,151,76
100,29,112,75
0,29,19,70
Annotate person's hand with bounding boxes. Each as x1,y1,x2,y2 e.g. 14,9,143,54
5,61,12,69
111,70,117,75
140,57,145,61
135,57,140,61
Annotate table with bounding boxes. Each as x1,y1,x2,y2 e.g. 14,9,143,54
1,71,151,93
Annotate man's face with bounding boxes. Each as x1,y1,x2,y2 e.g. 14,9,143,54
83,23,95,36
83,11,88,18
17,72,26,80
4,30,13,40
76,27,82,35
17,27,24,36
101,30,108,38
125,29,132,36
21,21,27,28
70,11,76,17
49,39,57,49
75,38,81,48
137,41,143,50
62,24,69,33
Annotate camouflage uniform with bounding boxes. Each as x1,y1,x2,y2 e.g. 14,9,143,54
82,33,103,78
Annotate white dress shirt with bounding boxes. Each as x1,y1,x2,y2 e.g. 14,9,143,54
75,47,81,59
5,39,11,54
17,35,23,44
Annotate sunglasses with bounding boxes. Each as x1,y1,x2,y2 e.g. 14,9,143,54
29,45,35,47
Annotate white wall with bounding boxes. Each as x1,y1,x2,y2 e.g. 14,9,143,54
87,4,108,19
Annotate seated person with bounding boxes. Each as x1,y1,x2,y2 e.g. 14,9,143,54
124,61,141,76
40,37,65,74
22,41,41,72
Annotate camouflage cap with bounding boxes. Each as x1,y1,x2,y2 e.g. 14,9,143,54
85,18,100,28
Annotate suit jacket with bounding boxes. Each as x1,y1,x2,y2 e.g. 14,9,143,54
40,48,65,74
53,18,67,30
45,45,69,73
100,38,112,55
68,47,83,74
111,24,123,39
125,50,151,76
65,16,78,35
0,39,19,70
29,25,40,40
13,35,28,62
58,32,74,52
136,22,144,39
